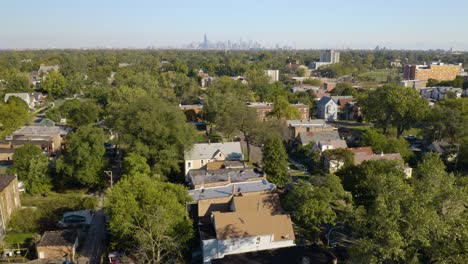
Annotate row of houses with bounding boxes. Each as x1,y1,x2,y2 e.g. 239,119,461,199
0,126,69,162
184,142,299,263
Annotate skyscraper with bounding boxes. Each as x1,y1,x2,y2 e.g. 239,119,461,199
203,34,209,49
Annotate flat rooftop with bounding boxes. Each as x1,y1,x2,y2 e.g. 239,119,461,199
189,180,276,202
189,168,264,186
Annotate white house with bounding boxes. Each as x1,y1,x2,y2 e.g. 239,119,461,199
184,142,243,181
4,93,36,109
201,193,295,263
317,97,338,121
312,139,348,152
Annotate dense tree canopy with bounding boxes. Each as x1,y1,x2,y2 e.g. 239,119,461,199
107,86,196,177
55,125,107,188
11,145,51,194
360,84,429,137
106,174,193,263
0,96,29,138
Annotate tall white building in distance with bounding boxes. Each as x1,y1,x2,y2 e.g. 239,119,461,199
265,70,279,82
311,49,341,69
320,49,340,63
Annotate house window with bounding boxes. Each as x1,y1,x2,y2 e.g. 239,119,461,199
201,160,204,165
256,237,261,244
188,162,191,168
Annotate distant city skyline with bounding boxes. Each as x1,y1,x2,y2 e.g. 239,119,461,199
1,0,468,50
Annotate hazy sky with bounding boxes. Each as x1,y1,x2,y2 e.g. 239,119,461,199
1,0,467,50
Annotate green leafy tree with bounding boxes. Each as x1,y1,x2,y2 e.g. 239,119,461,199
108,89,196,177
262,136,289,187
331,82,356,96
11,145,51,194
0,96,29,138
283,181,336,239
302,78,322,86
361,129,387,153
42,71,66,97
55,125,107,188
106,174,193,263
54,99,102,128
269,96,301,119
360,85,429,137
123,152,151,177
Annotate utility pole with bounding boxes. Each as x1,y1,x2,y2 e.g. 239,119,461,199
104,170,113,188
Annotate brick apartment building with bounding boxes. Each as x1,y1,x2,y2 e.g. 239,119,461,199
403,62,462,81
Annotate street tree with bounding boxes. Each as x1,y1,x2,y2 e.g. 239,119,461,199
269,96,301,119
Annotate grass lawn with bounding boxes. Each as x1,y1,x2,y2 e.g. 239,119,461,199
4,232,37,245
6,190,98,243
358,69,400,83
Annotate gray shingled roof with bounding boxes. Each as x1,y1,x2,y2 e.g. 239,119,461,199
298,130,340,145
37,230,77,247
0,174,16,192
185,142,243,160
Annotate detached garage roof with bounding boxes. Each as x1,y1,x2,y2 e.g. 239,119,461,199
37,230,77,247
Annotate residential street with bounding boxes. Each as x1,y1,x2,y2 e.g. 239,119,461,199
79,198,106,264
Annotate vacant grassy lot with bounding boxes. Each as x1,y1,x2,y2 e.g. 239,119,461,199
6,191,97,245
358,69,400,83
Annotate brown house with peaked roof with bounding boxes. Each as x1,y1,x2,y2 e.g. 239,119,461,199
36,230,79,260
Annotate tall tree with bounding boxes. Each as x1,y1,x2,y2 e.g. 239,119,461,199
11,145,51,194
42,71,66,97
55,125,107,188
262,136,289,187
106,174,193,263
269,96,301,119
0,96,29,138
107,88,196,177
360,85,429,137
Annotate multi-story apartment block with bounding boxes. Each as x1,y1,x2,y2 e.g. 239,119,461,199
403,62,462,81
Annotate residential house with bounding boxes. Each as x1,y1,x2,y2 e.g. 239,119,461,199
247,103,309,121
38,64,59,75
0,126,69,155
290,85,321,94
324,82,336,92
0,174,21,238
4,93,35,109
198,70,216,88
179,104,204,114
36,230,79,261
286,119,336,141
317,97,338,121
312,140,348,152
323,147,412,177
428,141,459,162
400,80,426,90
187,166,264,190
0,149,14,162
210,245,337,264
200,193,295,263
420,87,463,101
331,96,355,120
184,142,243,181
295,130,341,147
